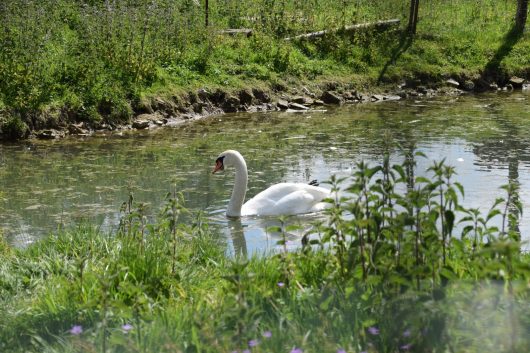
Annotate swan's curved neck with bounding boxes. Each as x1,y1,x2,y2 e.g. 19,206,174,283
227,154,248,217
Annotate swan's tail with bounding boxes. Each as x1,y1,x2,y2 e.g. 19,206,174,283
308,179,319,186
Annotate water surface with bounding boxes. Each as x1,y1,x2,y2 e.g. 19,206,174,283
1,92,529,253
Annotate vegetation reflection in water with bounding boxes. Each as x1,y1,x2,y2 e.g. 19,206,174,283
1,92,530,253
0,143,528,353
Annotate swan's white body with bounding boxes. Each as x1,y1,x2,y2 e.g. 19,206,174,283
213,150,331,217
241,182,331,216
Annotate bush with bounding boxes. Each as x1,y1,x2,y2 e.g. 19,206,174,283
0,115,28,139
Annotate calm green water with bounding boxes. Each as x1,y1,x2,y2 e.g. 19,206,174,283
1,92,530,253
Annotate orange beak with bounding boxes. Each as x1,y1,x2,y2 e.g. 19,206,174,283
212,160,224,174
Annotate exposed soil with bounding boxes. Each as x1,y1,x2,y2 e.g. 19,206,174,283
2,74,529,141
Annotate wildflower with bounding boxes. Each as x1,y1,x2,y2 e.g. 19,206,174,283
403,329,411,337
262,330,272,338
337,349,347,353
122,323,133,333
400,343,412,350
243,350,251,353
249,339,259,347
290,348,303,353
277,282,285,288
69,325,83,335
367,326,379,335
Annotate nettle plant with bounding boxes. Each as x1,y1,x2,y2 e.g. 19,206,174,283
302,150,524,291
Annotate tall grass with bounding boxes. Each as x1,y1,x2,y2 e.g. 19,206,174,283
0,0,528,138
0,154,528,352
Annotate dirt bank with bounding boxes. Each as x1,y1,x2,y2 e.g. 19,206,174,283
2,74,529,141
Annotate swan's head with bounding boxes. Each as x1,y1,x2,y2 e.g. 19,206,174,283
212,150,244,174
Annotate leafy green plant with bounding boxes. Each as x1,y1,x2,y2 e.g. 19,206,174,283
0,153,529,353
1,0,527,139
0,115,28,139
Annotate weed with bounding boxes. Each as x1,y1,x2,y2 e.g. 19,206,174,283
1,1,528,138
1,154,528,352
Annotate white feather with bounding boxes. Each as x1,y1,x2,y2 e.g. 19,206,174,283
213,150,331,217
242,182,330,216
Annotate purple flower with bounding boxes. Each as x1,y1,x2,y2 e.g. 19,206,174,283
243,350,251,353
262,330,272,338
290,348,303,353
69,325,83,335
249,339,259,347
277,282,285,288
367,326,380,335
122,323,133,332
337,349,347,353
400,343,412,350
403,329,411,337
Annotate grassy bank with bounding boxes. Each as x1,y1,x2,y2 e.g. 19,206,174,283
0,0,529,139
1,155,529,352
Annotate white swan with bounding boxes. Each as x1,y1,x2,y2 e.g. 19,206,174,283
212,150,331,217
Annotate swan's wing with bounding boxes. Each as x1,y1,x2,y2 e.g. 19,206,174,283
270,190,319,215
249,183,303,201
241,193,277,216
242,183,330,216
251,183,329,202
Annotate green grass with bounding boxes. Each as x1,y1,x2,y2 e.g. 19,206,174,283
0,0,529,138
1,155,529,353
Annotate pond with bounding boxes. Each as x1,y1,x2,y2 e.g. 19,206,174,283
1,91,529,253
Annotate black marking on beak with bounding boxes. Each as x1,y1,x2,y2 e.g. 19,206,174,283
212,156,225,173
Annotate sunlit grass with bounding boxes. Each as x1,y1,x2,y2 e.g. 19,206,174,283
1,154,528,352
0,0,529,138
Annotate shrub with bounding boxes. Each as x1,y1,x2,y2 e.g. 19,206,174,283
0,115,29,139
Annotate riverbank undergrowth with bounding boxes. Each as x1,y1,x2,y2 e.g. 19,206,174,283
0,0,529,139
1,154,529,353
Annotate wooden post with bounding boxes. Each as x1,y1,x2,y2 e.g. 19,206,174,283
515,0,528,31
413,0,419,33
408,0,415,32
408,0,420,34
205,0,209,27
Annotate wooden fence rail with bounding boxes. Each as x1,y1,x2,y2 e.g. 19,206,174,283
284,19,401,41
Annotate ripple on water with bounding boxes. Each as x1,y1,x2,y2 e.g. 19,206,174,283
1,93,530,251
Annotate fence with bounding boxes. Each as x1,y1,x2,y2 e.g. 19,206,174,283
0,0,521,113
206,0,409,35
205,0,517,35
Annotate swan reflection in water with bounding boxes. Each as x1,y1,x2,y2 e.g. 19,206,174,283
227,218,247,257
224,214,327,257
